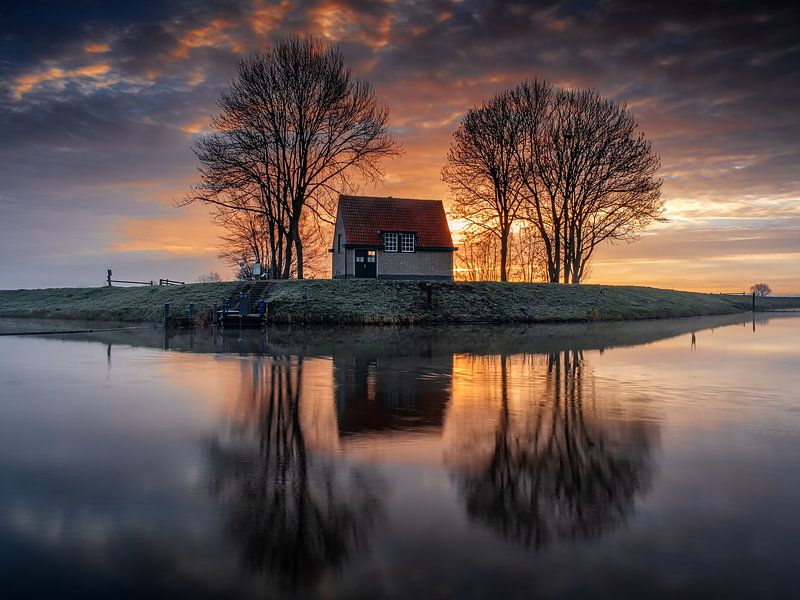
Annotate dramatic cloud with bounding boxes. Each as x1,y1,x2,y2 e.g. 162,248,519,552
0,0,798,290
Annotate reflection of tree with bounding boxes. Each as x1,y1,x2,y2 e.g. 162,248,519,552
456,351,655,549
206,357,381,591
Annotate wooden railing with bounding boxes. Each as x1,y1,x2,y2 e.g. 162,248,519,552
105,270,185,287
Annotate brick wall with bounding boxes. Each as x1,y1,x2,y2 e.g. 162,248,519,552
378,250,453,280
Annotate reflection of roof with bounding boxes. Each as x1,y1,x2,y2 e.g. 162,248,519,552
334,356,452,436
338,195,455,248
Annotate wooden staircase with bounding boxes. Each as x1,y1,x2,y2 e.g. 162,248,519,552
217,280,272,326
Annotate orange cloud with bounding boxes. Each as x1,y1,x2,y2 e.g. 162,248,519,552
171,18,243,60
84,42,110,53
179,117,210,134
310,0,394,51
250,0,291,34
12,63,111,99
70,63,111,78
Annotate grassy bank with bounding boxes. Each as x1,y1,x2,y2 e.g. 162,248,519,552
0,283,233,323
1,280,798,324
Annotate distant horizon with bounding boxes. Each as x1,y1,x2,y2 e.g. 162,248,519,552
1,279,798,297
1,1,798,292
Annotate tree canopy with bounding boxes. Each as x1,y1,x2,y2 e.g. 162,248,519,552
183,36,400,279
445,79,664,283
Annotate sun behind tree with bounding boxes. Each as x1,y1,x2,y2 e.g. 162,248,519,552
444,79,664,284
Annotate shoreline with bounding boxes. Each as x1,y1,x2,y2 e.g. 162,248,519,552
1,280,798,325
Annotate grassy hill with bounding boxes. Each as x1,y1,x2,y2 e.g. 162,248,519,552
0,280,797,324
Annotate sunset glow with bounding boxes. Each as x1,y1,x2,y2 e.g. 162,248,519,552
1,1,798,291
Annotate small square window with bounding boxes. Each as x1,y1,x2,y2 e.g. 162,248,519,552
384,232,398,252
400,233,415,253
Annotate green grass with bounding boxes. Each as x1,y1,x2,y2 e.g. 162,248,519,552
0,283,235,322
1,280,797,324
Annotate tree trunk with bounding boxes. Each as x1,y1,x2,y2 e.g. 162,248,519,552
294,230,304,280
552,220,561,283
499,225,509,282
282,229,294,279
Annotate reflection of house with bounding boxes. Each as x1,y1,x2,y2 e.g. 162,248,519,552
331,195,455,280
333,354,452,435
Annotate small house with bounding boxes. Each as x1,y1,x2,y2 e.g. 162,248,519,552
331,195,455,280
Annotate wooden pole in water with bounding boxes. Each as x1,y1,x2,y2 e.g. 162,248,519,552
164,303,170,327
752,292,756,312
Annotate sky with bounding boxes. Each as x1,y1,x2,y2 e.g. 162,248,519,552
0,0,798,292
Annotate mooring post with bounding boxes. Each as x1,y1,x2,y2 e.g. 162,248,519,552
752,292,756,312
212,304,218,324
164,302,170,327
107,269,112,287
188,303,195,320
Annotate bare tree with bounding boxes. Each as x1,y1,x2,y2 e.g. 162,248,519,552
197,271,222,283
508,227,547,282
443,92,526,281
214,206,275,276
215,206,328,279
750,283,772,296
455,227,546,282
446,79,663,284
513,80,664,283
183,36,400,279
454,229,502,281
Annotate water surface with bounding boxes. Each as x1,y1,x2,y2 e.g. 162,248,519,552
1,314,799,598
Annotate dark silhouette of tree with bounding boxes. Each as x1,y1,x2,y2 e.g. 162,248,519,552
197,271,221,283
445,79,663,284
443,91,528,281
206,357,381,591
750,283,772,297
455,227,546,282
454,351,655,548
215,207,327,279
515,80,664,283
183,36,400,279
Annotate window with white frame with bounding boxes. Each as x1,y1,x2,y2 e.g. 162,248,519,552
384,232,398,252
400,233,415,253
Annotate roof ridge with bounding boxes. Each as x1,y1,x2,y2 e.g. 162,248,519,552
339,194,443,203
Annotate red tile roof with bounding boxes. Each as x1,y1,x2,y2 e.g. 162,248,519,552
338,195,455,249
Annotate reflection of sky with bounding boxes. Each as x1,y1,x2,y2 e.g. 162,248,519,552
0,315,799,596
1,1,799,290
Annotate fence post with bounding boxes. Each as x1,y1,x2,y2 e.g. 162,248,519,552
107,269,112,287
188,303,195,319
164,303,170,327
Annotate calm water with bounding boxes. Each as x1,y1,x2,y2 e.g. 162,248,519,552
1,315,799,598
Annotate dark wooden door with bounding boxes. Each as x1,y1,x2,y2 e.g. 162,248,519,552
355,249,377,278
